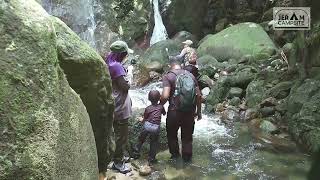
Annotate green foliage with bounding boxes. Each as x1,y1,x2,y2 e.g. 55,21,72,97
113,0,134,19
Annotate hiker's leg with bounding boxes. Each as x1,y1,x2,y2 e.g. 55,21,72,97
136,129,148,151
149,131,160,161
180,112,195,161
113,119,129,163
166,110,180,157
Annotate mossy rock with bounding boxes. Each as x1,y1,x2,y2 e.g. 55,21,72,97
227,67,257,89
197,23,277,62
197,55,222,77
286,79,320,152
205,77,230,111
0,0,98,179
228,87,244,99
138,39,182,73
52,17,115,171
246,80,267,108
266,81,293,99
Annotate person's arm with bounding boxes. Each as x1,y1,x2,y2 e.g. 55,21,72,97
160,87,170,105
174,48,187,61
114,75,130,92
161,106,166,115
142,108,148,122
160,75,171,105
196,86,202,120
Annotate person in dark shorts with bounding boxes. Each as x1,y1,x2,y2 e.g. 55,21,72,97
160,59,202,162
132,90,166,163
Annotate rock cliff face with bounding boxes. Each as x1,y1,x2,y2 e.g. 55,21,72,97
0,0,99,179
41,0,152,55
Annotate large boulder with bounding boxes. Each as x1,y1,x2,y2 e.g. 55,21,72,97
286,79,320,152
163,0,208,38
197,22,277,62
172,31,198,45
138,39,182,73
0,0,98,179
227,66,257,89
135,39,182,86
52,17,115,172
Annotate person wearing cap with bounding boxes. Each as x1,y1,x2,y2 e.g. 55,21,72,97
105,40,134,174
173,39,198,67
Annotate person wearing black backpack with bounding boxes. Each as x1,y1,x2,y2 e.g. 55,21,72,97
160,58,202,162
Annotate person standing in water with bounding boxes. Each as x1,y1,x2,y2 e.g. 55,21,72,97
161,58,202,162
105,40,134,174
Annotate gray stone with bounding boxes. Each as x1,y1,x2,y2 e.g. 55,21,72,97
266,81,293,99
245,108,260,121
228,67,257,89
259,107,276,117
228,87,244,98
205,77,230,111
215,18,228,32
246,80,267,108
197,55,222,77
230,97,241,106
260,120,278,133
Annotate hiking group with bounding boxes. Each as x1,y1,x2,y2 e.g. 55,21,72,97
105,39,202,174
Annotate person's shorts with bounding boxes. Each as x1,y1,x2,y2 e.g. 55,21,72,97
144,121,160,133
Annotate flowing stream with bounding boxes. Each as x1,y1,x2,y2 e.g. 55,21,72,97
150,0,168,45
129,82,311,179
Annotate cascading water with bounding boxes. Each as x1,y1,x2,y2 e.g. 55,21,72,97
150,0,168,45
129,82,310,179
41,0,97,48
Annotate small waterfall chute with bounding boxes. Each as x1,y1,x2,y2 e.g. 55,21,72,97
150,0,168,45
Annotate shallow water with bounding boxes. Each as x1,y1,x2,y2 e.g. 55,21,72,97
129,83,311,179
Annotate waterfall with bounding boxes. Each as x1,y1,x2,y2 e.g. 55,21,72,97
150,0,168,45
41,0,97,48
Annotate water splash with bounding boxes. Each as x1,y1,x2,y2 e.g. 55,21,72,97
130,82,310,179
150,0,168,45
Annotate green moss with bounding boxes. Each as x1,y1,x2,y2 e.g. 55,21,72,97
198,23,277,61
1,0,99,179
